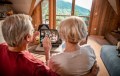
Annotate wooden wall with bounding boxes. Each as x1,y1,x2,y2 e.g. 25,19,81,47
89,0,120,36
31,1,42,30
49,0,56,29
31,0,56,30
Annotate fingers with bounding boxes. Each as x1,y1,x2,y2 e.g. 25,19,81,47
94,61,99,71
42,37,51,48
42,36,52,53
91,61,99,76
43,36,51,44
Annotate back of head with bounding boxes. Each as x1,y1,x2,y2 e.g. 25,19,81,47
59,16,88,44
2,14,34,47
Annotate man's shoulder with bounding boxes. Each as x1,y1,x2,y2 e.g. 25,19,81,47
0,42,7,47
20,51,45,67
0,43,8,54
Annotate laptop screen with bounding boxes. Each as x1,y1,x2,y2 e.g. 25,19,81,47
40,29,59,44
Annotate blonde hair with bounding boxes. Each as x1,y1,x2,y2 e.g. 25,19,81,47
59,16,88,44
2,14,34,47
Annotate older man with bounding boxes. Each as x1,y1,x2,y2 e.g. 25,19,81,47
0,14,59,76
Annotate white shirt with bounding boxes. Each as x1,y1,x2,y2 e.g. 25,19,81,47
49,44,96,76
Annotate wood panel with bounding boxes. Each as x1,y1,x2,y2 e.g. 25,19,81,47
31,1,42,30
71,0,75,15
88,0,96,35
90,0,101,35
108,0,118,14
29,0,36,15
89,0,120,36
116,0,120,17
95,0,105,35
97,0,108,35
49,0,56,29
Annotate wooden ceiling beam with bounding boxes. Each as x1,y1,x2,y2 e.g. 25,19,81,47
116,0,120,16
29,0,36,15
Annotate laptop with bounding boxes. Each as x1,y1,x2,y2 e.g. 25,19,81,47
35,29,62,52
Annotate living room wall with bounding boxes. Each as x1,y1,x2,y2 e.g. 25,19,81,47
89,0,120,36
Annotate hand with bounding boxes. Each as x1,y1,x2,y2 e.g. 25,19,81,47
90,61,99,76
42,36,52,61
33,31,40,41
82,61,99,76
42,36,52,53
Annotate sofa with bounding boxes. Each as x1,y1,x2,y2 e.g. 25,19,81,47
101,45,120,76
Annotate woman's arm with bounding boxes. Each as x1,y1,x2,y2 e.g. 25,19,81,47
82,61,99,76
42,36,52,64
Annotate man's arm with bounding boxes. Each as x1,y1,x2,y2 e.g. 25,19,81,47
34,64,60,76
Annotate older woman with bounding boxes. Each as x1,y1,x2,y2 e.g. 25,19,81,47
0,14,59,76
43,16,99,76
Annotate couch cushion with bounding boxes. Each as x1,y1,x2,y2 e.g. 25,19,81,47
101,45,120,76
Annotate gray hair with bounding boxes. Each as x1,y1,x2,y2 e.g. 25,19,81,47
2,14,34,47
59,16,88,44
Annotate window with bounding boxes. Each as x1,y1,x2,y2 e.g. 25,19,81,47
75,0,92,26
56,0,72,29
56,0,92,28
41,0,49,24
41,0,92,28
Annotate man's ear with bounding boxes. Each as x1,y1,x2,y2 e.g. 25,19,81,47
24,34,31,42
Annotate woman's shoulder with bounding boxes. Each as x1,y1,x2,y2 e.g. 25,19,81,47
50,52,67,62
81,44,93,51
51,53,65,58
81,44,91,47
80,44,95,55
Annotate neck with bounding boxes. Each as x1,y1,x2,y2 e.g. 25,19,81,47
64,42,79,52
8,44,28,52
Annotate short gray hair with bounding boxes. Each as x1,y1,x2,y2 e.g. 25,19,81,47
2,14,34,47
59,16,88,44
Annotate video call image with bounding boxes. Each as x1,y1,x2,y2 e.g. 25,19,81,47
40,30,58,43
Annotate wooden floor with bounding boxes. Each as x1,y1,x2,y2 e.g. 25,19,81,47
87,35,109,76
30,35,110,76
